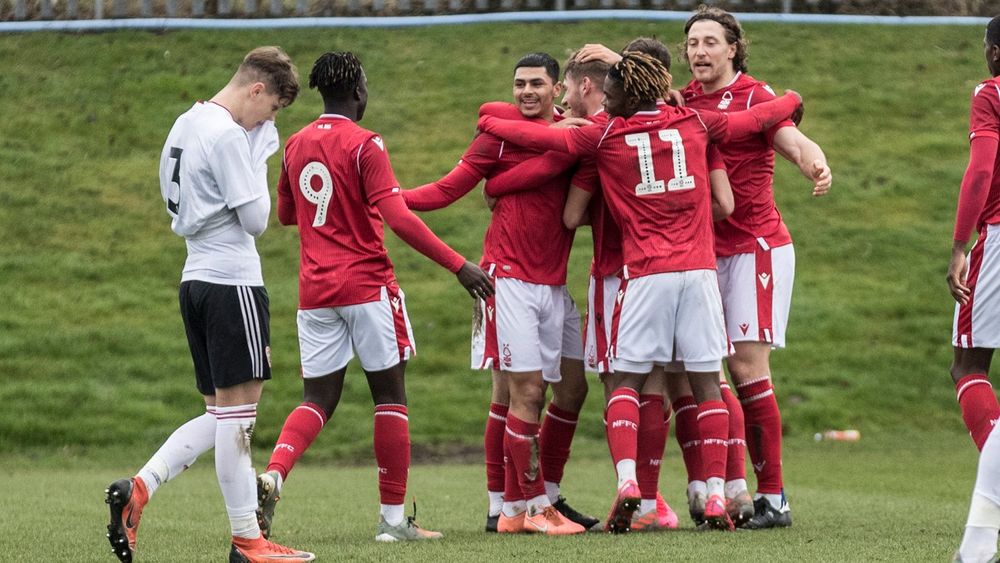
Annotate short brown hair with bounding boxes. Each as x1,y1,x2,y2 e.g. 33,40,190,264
565,51,609,84
237,46,300,107
624,37,671,72
683,5,749,73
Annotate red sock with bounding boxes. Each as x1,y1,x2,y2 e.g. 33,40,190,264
637,394,666,500
505,415,545,499
484,403,508,493
696,399,729,481
606,388,640,470
956,374,1000,450
539,402,578,486
267,402,327,480
503,437,524,503
671,395,703,483
737,377,783,494
374,404,410,505
721,383,746,482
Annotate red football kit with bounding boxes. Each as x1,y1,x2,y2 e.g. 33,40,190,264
403,115,576,286
278,114,464,309
478,94,799,278
682,73,795,257
955,76,1000,242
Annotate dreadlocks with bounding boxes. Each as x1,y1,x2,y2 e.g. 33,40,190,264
309,51,364,100
608,51,672,108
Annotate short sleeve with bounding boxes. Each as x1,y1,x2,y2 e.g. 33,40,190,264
210,128,263,209
971,82,1000,142
750,83,796,146
358,135,401,206
707,145,726,171
456,133,501,178
571,157,600,193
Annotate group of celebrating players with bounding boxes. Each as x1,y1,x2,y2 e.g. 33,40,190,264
103,5,836,562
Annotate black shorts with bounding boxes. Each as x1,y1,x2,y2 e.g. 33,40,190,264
179,280,271,395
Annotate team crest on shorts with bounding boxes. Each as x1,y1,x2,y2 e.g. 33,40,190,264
265,345,272,367
502,343,512,368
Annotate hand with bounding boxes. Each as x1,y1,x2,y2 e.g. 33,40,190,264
575,43,622,65
551,117,592,129
665,89,685,107
948,245,971,305
810,160,832,196
476,115,494,135
457,261,494,299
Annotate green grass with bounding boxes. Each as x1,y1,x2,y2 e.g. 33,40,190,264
0,22,987,461
0,20,993,562
0,432,978,561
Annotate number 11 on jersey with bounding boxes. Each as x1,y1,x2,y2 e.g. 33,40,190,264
624,129,695,196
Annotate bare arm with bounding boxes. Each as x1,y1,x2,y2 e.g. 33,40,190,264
709,168,734,221
563,186,593,229
772,127,832,197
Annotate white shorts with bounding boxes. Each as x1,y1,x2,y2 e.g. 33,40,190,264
584,275,620,374
609,270,728,374
297,286,415,377
471,278,576,383
717,242,795,349
955,224,1000,348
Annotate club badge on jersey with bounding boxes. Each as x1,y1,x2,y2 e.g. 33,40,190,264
717,91,734,110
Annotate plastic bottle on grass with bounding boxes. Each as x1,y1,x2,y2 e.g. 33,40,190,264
814,429,860,442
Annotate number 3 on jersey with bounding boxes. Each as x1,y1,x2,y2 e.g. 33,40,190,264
624,129,695,196
299,161,334,227
166,147,183,215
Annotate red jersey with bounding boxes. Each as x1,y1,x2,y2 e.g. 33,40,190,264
278,114,401,308
563,106,731,277
961,77,1000,234
682,72,795,256
569,111,623,278
459,130,576,286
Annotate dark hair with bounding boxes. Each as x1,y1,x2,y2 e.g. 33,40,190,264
238,46,299,107
564,51,609,84
309,51,364,100
608,51,671,107
514,52,560,83
624,37,671,72
989,15,1000,47
682,5,749,73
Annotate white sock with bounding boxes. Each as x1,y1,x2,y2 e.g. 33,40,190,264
544,481,561,505
215,404,260,539
764,493,784,510
380,503,405,527
706,477,725,499
616,459,637,488
488,491,504,517
502,500,526,517
527,494,550,515
688,480,707,498
960,425,1000,561
639,499,657,515
959,526,999,563
138,408,217,498
724,479,748,500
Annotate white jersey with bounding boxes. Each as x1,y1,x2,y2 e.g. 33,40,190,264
159,102,279,286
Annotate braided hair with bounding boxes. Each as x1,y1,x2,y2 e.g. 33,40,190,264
608,51,672,108
309,51,364,100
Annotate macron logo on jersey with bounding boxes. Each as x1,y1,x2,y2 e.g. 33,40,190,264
762,84,776,96
976,83,987,97
372,136,385,151
758,272,771,290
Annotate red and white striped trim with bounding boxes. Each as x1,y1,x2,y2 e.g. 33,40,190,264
957,378,993,402
697,408,728,420
374,410,409,421
673,403,697,416
215,408,258,420
488,410,507,422
505,426,537,441
544,410,578,425
607,393,640,408
295,404,327,426
736,376,771,389
740,389,775,404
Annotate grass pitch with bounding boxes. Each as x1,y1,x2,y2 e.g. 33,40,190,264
0,432,977,562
